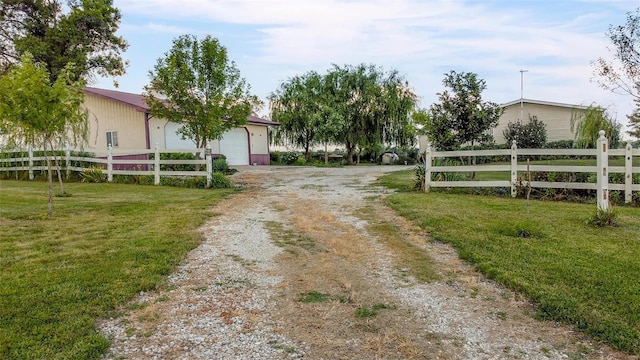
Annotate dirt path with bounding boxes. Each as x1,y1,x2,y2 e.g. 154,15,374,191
101,166,634,359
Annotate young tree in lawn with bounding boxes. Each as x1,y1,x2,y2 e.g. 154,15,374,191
0,53,88,217
145,35,261,161
0,0,128,82
571,105,622,148
425,71,503,151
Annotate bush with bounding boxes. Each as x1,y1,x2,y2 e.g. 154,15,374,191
80,166,107,183
413,164,425,191
588,207,618,227
212,156,229,173
209,172,234,189
281,151,300,165
503,115,547,148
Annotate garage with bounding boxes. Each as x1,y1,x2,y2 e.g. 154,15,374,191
164,122,195,149
220,128,250,165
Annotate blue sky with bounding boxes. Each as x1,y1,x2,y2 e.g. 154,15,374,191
95,0,640,129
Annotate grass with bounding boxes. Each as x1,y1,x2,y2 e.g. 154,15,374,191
0,180,234,359
377,171,640,355
358,206,439,283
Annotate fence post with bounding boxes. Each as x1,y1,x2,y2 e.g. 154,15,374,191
625,142,633,204
107,145,113,182
510,140,518,198
154,143,160,185
28,144,34,180
596,130,609,211
205,144,212,187
65,144,71,179
424,144,432,192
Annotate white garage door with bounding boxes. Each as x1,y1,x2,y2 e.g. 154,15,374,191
164,122,196,149
220,128,249,165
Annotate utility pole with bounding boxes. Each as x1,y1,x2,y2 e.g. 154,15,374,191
520,69,528,122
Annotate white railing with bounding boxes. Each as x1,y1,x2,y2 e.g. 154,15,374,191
0,144,214,186
424,132,640,208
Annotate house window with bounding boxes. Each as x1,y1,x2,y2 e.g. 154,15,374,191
106,131,119,147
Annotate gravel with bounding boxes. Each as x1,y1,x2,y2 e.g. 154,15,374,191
100,165,634,360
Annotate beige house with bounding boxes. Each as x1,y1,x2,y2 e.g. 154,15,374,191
494,99,588,144
83,87,277,165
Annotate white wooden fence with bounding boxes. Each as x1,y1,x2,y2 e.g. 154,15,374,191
424,132,640,209
0,145,214,186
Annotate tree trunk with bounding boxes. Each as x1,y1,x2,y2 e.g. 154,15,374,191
346,144,355,164
43,141,54,217
51,141,65,196
324,143,328,164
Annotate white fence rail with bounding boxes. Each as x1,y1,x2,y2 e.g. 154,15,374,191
0,145,214,186
424,132,640,208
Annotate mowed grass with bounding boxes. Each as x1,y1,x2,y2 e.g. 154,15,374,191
378,170,640,355
0,180,235,359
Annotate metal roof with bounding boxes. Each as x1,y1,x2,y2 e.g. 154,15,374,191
83,87,279,126
501,98,590,110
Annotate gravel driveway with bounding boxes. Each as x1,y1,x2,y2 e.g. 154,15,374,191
100,166,634,359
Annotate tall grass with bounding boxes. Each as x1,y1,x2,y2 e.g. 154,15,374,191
0,181,234,359
378,171,640,355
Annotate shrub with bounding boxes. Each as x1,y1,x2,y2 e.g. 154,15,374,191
588,207,618,227
281,151,300,165
80,166,107,183
413,164,425,191
503,115,547,148
212,156,229,173
209,172,234,189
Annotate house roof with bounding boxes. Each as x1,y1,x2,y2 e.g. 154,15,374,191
83,87,279,126
501,98,589,110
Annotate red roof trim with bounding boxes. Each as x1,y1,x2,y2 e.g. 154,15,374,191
83,87,278,126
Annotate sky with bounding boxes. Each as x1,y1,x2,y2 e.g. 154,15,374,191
95,0,640,130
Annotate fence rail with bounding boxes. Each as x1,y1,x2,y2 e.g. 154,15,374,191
0,145,214,186
424,132,639,208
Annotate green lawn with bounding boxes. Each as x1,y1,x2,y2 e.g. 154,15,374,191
378,170,640,355
0,181,234,359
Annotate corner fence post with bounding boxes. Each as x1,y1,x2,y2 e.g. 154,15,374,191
625,142,633,204
107,145,113,182
510,140,518,198
154,143,160,185
596,130,609,211
424,145,432,192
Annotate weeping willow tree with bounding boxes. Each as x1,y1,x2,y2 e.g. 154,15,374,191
570,105,622,148
269,64,419,164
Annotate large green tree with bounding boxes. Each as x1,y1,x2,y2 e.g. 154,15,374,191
325,64,418,164
0,53,88,216
145,35,261,156
269,64,418,164
0,0,128,81
571,105,622,148
425,70,503,151
269,71,326,158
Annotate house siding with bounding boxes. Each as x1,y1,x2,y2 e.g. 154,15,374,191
84,93,148,152
494,102,584,144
